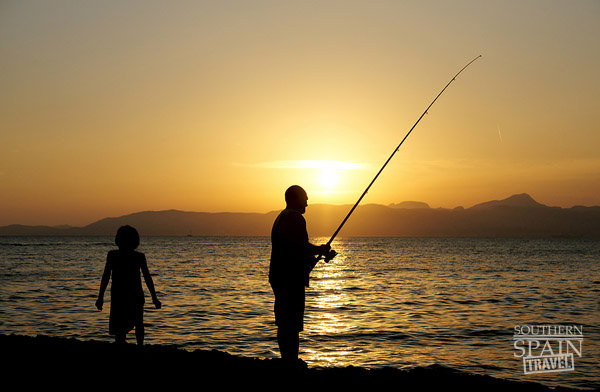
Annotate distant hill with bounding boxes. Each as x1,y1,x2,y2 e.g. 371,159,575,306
0,210,280,237
388,201,430,209
469,193,546,209
1,194,599,238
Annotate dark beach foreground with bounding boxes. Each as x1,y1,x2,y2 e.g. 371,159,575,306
2,334,586,391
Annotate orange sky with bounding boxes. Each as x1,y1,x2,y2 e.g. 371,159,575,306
1,1,599,226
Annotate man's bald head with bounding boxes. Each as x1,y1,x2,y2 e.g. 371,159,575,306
285,185,308,214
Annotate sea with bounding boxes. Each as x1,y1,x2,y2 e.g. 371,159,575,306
1,236,598,390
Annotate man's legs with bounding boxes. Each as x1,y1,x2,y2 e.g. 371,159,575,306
272,284,304,362
277,327,299,361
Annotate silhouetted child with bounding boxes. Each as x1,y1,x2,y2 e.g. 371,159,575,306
96,225,161,345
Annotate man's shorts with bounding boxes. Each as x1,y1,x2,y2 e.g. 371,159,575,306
272,285,305,332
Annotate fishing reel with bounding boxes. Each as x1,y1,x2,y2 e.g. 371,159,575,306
323,249,337,263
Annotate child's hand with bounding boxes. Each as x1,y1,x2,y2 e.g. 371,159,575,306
153,298,162,309
95,298,103,311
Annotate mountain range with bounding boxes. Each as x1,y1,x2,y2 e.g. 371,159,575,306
1,194,599,238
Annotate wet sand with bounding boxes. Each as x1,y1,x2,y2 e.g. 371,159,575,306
1,334,582,391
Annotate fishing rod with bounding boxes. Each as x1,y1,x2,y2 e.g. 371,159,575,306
319,55,482,263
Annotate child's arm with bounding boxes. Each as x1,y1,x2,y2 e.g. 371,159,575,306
141,255,161,309
96,254,112,311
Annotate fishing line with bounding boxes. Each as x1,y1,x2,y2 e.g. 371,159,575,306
319,55,482,263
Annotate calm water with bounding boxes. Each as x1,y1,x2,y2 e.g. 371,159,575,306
1,236,598,389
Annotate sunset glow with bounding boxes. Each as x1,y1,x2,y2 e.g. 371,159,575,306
317,169,340,192
265,160,365,194
1,1,599,226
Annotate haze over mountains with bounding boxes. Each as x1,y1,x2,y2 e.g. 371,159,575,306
1,194,599,238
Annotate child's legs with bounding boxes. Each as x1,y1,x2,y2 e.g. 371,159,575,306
135,323,145,345
134,305,145,346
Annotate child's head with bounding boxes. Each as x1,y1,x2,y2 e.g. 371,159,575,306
115,225,140,251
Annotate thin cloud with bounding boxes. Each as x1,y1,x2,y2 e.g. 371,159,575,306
235,160,367,170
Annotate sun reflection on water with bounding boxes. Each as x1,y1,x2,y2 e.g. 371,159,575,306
304,239,358,366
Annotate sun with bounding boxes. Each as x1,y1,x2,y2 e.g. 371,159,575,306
318,168,340,190
254,159,365,196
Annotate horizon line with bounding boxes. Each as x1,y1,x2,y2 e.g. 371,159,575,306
2,195,600,229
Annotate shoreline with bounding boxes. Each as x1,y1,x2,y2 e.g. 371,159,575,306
1,334,585,390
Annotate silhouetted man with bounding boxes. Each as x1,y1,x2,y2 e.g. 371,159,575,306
269,185,335,365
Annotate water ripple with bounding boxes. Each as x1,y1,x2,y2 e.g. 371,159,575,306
1,236,598,390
